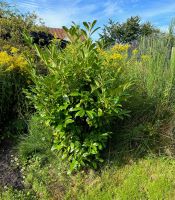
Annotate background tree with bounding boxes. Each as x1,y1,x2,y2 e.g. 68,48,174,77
0,1,48,49
100,16,159,47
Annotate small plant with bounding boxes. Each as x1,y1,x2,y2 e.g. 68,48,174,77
25,21,131,173
18,115,53,161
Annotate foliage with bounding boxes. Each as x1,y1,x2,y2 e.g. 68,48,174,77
127,34,175,117
0,46,30,140
15,115,68,200
18,115,53,161
0,188,35,200
0,1,49,141
65,157,175,200
100,16,159,47
0,1,46,49
25,20,131,173
114,32,175,157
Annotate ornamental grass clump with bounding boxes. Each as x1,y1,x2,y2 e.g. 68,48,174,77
126,33,175,119
25,21,132,173
115,29,175,157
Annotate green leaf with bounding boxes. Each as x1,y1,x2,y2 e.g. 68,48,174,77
70,91,81,96
92,162,97,169
81,29,88,37
59,103,69,111
95,80,100,87
71,107,81,112
56,124,63,132
64,118,74,126
91,20,97,29
98,158,104,163
93,142,98,146
51,144,62,151
70,159,78,172
83,22,89,30
75,109,85,117
89,43,96,51
62,26,68,32
70,143,75,152
62,153,67,159
98,108,103,117
91,27,100,35
86,110,95,119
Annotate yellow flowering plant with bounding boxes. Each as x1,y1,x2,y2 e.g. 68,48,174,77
0,47,30,140
97,43,130,69
0,47,27,72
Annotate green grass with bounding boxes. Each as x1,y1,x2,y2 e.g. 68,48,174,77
0,189,28,200
1,157,175,200
18,115,53,162
66,157,175,200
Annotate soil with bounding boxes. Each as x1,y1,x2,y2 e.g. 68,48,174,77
0,140,24,189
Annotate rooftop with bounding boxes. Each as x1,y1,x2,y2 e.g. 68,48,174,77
48,28,69,41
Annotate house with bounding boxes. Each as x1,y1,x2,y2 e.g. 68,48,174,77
30,28,69,48
49,28,85,42
48,28,70,48
31,27,83,47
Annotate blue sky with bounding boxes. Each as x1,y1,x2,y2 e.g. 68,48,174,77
7,0,175,36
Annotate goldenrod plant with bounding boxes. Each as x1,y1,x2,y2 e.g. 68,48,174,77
0,46,30,140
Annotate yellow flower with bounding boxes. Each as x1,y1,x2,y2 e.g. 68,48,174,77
133,49,138,55
0,51,12,65
0,49,27,72
11,47,19,54
110,53,123,60
141,55,150,61
111,44,130,52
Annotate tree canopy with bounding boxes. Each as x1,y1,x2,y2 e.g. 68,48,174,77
100,16,159,47
0,1,47,49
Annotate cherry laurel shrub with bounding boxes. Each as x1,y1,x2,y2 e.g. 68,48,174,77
25,21,131,173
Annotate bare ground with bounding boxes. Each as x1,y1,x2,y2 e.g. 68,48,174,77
0,140,23,190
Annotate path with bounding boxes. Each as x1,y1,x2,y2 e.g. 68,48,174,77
0,140,23,189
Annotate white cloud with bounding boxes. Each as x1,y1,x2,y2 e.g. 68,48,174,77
14,0,40,9
19,2,39,9
37,2,98,27
39,9,75,27
103,0,123,17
